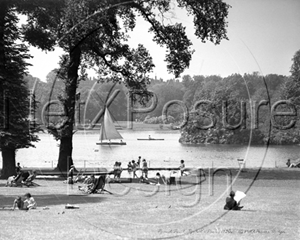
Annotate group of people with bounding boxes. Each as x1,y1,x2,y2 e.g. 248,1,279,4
7,161,247,212
6,163,37,187
113,162,123,181
12,193,37,210
127,156,149,179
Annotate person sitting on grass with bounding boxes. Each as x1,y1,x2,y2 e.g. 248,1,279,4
155,172,168,185
78,175,97,193
12,196,24,210
224,191,243,211
83,174,95,184
22,170,37,186
24,193,37,210
286,159,300,168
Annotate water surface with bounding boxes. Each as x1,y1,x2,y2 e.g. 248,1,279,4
10,130,299,170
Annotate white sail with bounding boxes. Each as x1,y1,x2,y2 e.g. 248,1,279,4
99,108,123,141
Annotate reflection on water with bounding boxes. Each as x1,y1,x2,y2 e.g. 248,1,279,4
6,130,299,169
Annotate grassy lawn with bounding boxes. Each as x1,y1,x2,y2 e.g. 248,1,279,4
0,169,299,240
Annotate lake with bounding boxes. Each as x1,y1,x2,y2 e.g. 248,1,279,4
8,130,299,171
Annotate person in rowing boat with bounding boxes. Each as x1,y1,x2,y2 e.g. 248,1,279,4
148,135,152,140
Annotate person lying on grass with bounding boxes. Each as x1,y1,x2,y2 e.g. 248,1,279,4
224,191,244,211
24,193,37,210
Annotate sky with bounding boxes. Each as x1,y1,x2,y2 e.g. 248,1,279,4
26,0,300,82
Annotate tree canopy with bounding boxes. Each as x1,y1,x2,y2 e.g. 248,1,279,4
17,0,231,170
0,2,40,178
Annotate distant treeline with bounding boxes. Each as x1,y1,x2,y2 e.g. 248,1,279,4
25,70,299,144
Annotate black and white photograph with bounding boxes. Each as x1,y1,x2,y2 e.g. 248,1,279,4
0,0,299,239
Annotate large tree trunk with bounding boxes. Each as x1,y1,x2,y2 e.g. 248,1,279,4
1,147,16,179
55,46,81,171
56,136,74,171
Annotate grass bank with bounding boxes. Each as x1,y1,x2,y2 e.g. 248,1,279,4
1,168,299,240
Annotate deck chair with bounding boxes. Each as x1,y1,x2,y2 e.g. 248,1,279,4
89,175,112,194
22,173,39,187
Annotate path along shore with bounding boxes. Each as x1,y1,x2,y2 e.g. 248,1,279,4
1,167,299,181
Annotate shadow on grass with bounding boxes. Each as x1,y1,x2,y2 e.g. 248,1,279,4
240,209,257,212
0,193,108,208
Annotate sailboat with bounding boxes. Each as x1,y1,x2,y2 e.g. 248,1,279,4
96,108,126,145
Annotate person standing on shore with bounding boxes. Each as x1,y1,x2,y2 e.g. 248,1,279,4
132,160,138,178
67,165,75,184
142,159,148,179
15,162,22,175
137,156,141,167
179,160,187,176
127,161,133,177
113,162,119,179
117,162,123,180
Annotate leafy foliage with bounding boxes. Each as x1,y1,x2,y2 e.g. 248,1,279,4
18,0,231,169
179,72,297,145
0,5,39,150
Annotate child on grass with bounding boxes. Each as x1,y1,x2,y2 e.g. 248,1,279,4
12,196,24,210
24,193,37,210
